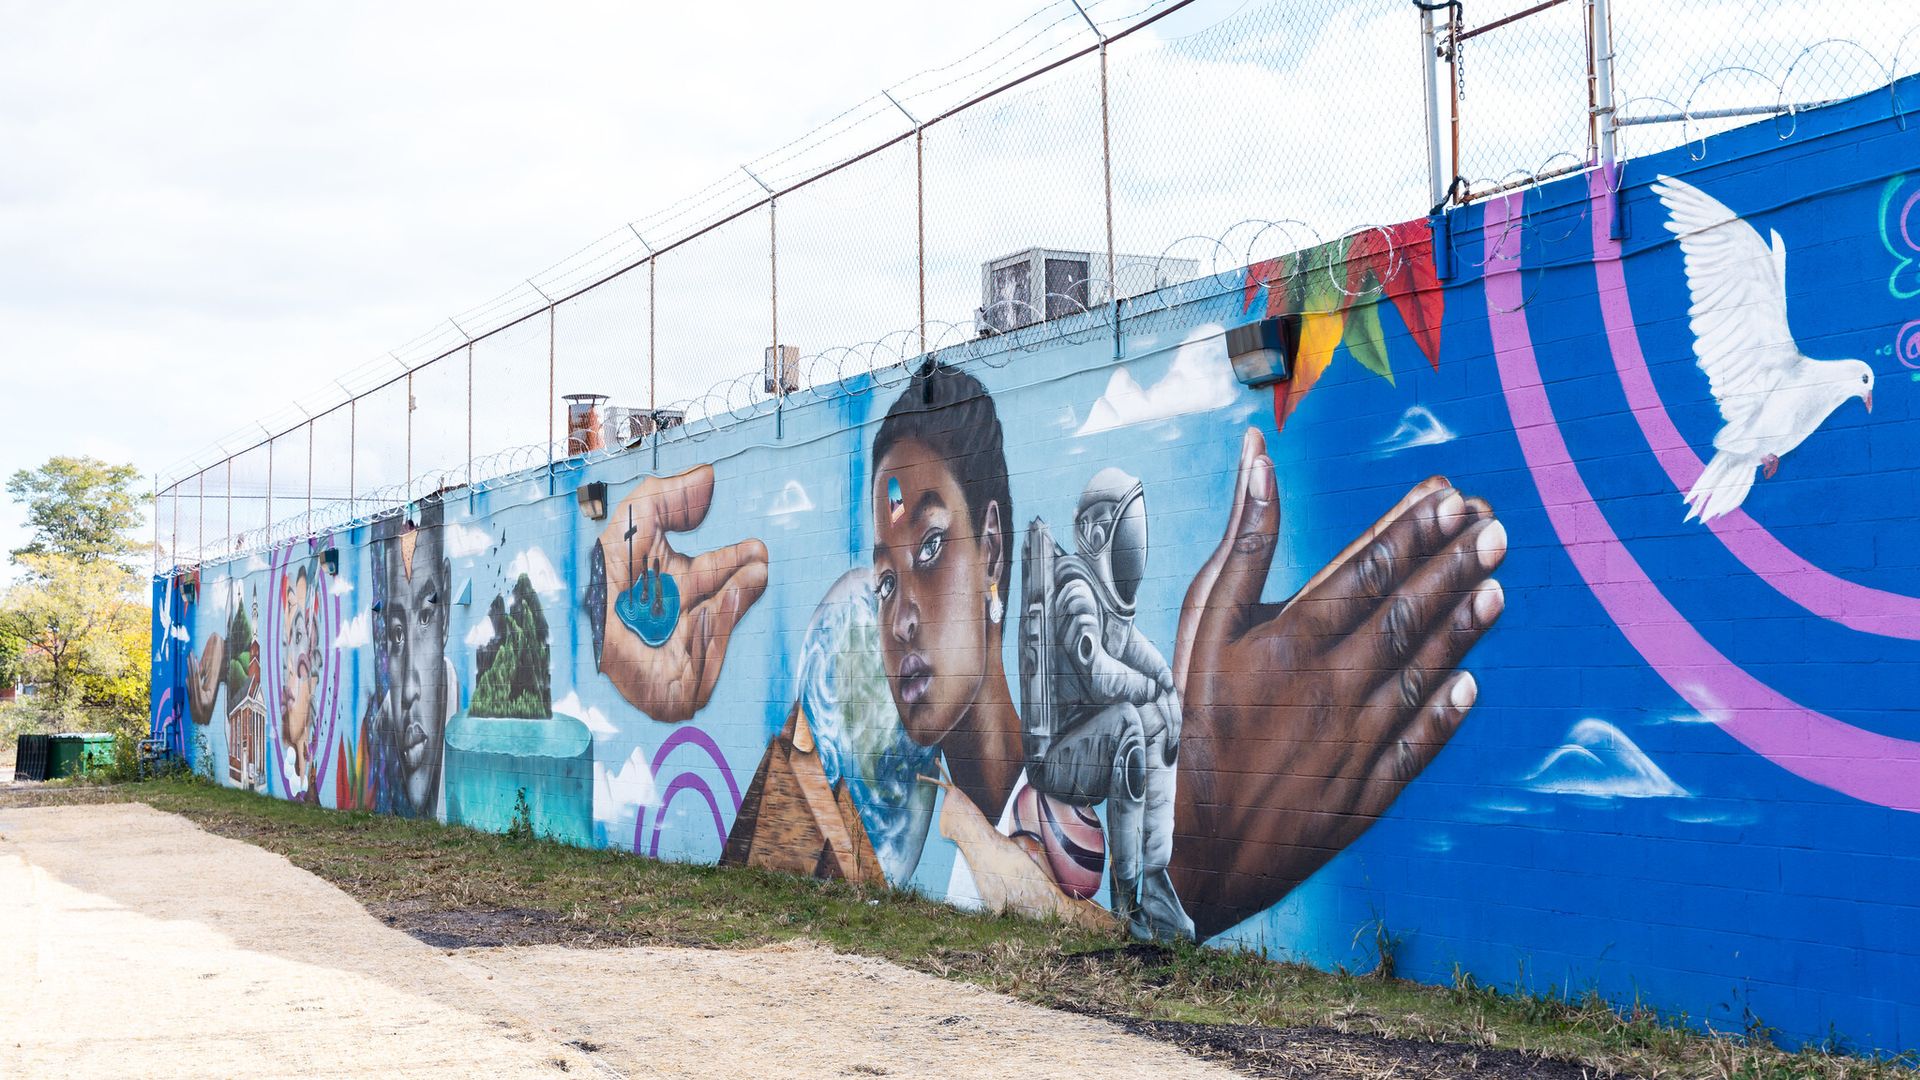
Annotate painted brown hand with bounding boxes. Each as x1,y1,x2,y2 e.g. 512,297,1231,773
1170,429,1507,938
596,464,769,723
186,633,227,727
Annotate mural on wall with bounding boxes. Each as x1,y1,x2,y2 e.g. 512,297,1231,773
587,465,768,723
447,573,595,845
364,505,455,818
1654,175,1874,522
156,77,1920,1053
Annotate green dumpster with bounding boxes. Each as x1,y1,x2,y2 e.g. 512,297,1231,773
47,733,115,779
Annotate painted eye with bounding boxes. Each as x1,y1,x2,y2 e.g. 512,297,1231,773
1863,374,1871,384
875,571,895,603
915,530,944,568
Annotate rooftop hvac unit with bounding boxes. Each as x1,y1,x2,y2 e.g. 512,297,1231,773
764,344,800,395
603,406,686,448
975,247,1199,336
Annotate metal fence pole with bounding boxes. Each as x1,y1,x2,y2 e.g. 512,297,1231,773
266,434,275,546
348,398,357,523
1070,1,1119,360
884,90,926,356
649,257,657,412
466,342,474,491
1591,0,1617,168
1421,5,1447,208
197,471,204,565
740,165,781,437
405,370,415,496
306,422,314,523
224,458,232,553
171,483,180,571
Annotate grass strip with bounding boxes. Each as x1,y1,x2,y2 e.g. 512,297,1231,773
4,778,1909,1079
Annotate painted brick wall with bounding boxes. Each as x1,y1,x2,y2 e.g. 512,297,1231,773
153,79,1920,1053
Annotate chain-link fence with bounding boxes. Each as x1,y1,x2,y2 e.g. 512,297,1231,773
152,0,1920,575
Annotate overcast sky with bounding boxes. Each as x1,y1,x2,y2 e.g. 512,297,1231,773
2,0,1909,577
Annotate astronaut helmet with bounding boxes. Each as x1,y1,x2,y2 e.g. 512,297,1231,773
1073,467,1148,617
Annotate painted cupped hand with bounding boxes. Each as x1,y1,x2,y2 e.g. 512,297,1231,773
1170,428,1507,937
594,465,768,723
186,633,227,727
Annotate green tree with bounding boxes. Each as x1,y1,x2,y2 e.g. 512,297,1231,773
3,553,147,707
7,455,147,563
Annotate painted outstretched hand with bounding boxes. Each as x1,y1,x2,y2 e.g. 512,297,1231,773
596,465,769,723
1170,428,1507,937
186,633,227,726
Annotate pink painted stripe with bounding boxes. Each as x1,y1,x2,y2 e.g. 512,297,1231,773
1588,169,1920,639
1483,194,1920,811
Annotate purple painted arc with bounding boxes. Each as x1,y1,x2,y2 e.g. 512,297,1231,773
648,772,725,859
1484,193,1920,812
652,726,743,810
1587,168,1920,640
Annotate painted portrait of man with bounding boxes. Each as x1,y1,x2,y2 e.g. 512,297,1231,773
366,497,455,819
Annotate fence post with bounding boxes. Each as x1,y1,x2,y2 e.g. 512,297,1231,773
1070,1,1120,361
225,458,232,554
1421,4,1446,208
1591,0,1617,168
171,482,180,572
405,370,414,499
884,90,926,356
306,421,314,524
466,342,475,493
348,398,357,524
265,432,274,548
739,166,780,438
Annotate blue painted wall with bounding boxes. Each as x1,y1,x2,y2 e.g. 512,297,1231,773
153,78,1920,1054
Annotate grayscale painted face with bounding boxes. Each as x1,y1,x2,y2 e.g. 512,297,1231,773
377,523,450,816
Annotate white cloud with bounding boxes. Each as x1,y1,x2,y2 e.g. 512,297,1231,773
442,522,494,558
1077,325,1238,436
463,618,496,649
333,610,371,649
327,576,354,596
594,744,659,816
1525,719,1689,799
553,690,617,737
506,547,564,596
767,479,814,518
1376,405,1456,455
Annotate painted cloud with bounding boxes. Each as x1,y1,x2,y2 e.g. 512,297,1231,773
1076,324,1237,435
333,609,371,649
1376,405,1457,455
767,479,814,518
442,522,494,558
1525,719,1688,799
507,547,565,596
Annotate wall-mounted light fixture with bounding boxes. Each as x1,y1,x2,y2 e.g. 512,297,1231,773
577,481,608,521
1225,315,1297,389
180,578,197,606
321,548,340,576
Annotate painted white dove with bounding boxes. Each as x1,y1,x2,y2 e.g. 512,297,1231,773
1653,174,1874,523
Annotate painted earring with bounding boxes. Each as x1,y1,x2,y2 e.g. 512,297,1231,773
988,582,1004,625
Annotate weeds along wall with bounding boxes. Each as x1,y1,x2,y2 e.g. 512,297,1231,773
153,81,1920,1055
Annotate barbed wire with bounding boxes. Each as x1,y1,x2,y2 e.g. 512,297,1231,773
155,0,1920,574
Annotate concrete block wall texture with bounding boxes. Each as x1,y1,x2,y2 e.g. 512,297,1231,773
151,78,1920,1054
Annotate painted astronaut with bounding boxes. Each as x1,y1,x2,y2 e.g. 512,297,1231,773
1019,467,1192,941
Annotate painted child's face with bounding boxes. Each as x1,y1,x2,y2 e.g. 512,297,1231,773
871,437,1001,746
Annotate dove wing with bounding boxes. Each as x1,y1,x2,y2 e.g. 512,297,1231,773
1653,174,1801,438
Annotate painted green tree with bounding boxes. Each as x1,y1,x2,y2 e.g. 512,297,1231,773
470,573,551,719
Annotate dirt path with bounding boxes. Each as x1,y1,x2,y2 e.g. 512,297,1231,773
0,803,1234,1079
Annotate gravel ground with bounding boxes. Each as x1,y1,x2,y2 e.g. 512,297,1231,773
0,803,1236,1079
